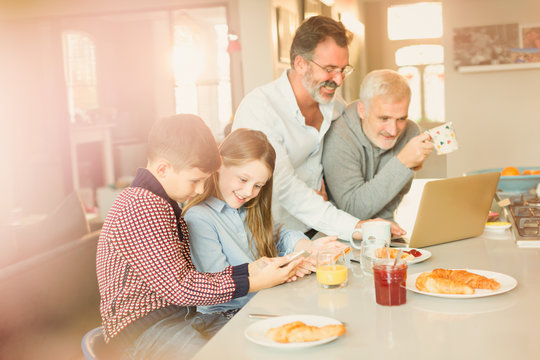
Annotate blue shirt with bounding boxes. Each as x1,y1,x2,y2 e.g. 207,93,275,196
184,196,305,313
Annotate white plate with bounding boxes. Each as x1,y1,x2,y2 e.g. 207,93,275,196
485,222,512,232
404,248,432,265
370,248,431,265
406,269,517,299
244,314,343,349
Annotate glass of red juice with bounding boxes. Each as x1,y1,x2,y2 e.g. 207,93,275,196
373,259,407,306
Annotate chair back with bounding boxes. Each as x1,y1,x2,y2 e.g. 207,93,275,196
15,191,90,262
81,326,122,360
81,326,104,360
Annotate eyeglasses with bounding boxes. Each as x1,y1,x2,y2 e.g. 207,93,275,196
307,58,354,77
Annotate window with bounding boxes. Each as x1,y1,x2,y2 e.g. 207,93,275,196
395,44,443,66
423,64,444,122
396,45,444,123
62,31,98,123
387,2,442,40
172,7,232,139
173,24,202,115
388,3,444,124
397,66,421,121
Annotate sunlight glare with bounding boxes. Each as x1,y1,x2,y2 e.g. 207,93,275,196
395,44,444,66
388,2,442,40
173,25,204,84
341,12,365,37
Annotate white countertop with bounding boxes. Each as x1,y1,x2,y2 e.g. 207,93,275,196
193,231,539,360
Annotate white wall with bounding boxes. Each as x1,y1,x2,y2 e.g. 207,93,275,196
237,0,275,94
443,0,540,177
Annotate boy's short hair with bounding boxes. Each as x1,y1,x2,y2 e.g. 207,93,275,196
147,114,221,173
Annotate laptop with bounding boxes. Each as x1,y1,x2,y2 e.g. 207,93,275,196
392,171,501,248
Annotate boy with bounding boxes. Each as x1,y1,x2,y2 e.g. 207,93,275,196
96,114,301,359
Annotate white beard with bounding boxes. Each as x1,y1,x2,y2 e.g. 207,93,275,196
301,67,337,105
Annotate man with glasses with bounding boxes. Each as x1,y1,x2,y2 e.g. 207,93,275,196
322,69,434,222
233,16,405,242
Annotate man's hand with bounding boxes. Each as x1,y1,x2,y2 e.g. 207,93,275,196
314,180,328,201
309,236,347,259
396,133,434,169
352,218,406,240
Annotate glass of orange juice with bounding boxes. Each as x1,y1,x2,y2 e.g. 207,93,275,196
316,249,348,289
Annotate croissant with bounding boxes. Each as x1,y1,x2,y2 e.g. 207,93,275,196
416,269,501,295
375,247,414,261
416,272,474,295
266,321,346,343
431,269,500,290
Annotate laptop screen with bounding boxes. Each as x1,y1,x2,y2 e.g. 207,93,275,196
393,172,500,248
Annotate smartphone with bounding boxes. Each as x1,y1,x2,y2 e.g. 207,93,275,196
279,250,310,268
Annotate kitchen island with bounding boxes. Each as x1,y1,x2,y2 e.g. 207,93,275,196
193,231,539,360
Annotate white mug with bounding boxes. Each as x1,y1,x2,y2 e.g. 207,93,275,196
426,122,459,155
350,220,391,250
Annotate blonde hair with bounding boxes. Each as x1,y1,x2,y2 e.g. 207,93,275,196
183,128,279,258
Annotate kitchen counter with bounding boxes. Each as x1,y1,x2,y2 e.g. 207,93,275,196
193,231,539,360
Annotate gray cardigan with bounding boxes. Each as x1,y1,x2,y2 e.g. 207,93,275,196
322,101,420,221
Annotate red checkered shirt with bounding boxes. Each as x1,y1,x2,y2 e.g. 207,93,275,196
97,172,249,342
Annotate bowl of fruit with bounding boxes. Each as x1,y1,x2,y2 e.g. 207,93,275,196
466,166,540,194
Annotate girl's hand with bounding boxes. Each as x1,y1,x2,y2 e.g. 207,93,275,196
291,236,347,274
293,257,315,278
296,256,316,275
248,255,303,292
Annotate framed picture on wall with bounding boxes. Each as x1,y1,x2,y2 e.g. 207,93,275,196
276,6,298,64
303,0,321,19
303,0,332,20
513,24,540,64
519,24,540,49
452,23,519,68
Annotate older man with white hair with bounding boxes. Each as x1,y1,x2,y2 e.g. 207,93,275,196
322,69,434,221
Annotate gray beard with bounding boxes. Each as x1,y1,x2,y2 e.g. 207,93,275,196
301,69,337,105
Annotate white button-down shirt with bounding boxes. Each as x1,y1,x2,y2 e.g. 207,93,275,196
233,70,359,241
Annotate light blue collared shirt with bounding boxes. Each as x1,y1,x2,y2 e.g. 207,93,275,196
184,196,305,313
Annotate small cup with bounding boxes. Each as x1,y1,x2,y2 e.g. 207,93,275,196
316,249,348,289
359,237,388,276
350,220,391,250
372,258,407,306
426,122,459,155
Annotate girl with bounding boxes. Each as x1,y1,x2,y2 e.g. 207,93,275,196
183,128,346,318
